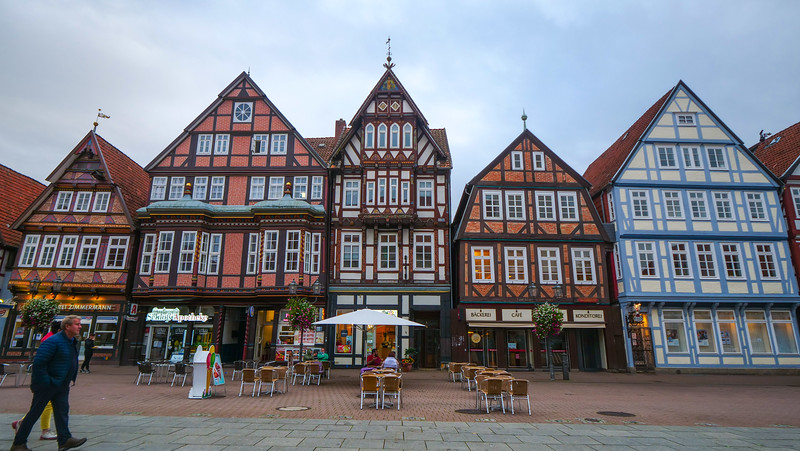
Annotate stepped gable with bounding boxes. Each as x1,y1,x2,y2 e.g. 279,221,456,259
751,120,800,179
0,164,45,247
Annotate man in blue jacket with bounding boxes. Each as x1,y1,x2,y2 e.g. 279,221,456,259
11,315,87,451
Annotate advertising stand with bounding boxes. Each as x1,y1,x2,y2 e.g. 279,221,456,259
189,345,209,399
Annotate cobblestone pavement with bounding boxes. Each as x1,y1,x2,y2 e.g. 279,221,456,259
1,365,799,449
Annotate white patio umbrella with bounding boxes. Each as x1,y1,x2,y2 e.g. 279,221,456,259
313,308,425,327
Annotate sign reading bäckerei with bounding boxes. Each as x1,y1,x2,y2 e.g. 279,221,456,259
465,308,496,321
146,307,209,323
573,310,604,322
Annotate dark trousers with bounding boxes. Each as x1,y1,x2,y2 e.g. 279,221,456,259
81,352,93,371
13,384,72,446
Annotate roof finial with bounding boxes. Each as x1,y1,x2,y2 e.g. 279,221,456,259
247,66,251,76
384,36,395,69
521,109,528,131
93,108,111,132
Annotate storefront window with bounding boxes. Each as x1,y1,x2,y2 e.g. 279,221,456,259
10,319,28,348
693,310,716,353
716,310,740,353
507,330,528,367
192,326,212,352
771,311,798,354
663,310,687,353
745,311,772,354
335,309,353,353
94,316,118,349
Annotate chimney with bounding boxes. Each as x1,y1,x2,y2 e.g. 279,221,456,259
335,118,346,142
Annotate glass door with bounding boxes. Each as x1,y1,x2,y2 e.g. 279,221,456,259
149,326,168,361
507,330,528,368
466,328,496,367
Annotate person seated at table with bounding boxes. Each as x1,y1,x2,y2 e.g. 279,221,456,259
366,349,382,368
315,349,329,361
382,351,399,370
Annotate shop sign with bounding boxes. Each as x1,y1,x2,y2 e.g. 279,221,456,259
59,303,118,312
465,308,496,321
501,309,531,322
146,307,209,323
573,310,604,322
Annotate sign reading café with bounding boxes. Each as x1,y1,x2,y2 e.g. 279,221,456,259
146,307,209,323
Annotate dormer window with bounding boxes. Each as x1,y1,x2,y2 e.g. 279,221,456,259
676,114,696,126
233,102,253,122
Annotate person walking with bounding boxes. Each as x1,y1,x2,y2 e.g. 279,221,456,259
80,335,95,373
10,315,87,451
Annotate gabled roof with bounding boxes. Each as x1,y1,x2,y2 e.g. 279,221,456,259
430,128,453,169
0,164,45,247
307,136,341,164
751,120,800,179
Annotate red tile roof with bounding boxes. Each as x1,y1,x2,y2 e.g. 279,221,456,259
751,120,800,179
0,164,45,247
430,128,452,169
95,133,150,219
306,136,341,164
583,89,672,197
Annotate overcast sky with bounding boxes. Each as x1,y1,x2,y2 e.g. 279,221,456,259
2,1,799,208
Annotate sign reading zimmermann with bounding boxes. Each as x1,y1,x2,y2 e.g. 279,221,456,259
146,307,209,323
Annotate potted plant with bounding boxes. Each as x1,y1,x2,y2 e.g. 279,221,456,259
402,347,418,371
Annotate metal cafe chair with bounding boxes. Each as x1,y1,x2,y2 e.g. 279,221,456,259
506,379,531,415
136,362,155,385
306,362,323,386
231,360,245,381
0,364,8,387
258,368,278,397
238,368,261,397
478,378,506,414
381,375,402,410
360,374,381,410
171,362,189,387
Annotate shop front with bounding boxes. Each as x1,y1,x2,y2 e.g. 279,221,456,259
254,307,325,363
140,306,214,363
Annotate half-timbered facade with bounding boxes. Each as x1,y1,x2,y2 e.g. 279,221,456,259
130,72,329,365
326,64,452,368
452,129,624,370
3,132,149,362
584,81,800,371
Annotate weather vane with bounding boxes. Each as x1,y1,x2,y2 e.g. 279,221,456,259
93,108,111,132
384,36,395,69
522,109,528,130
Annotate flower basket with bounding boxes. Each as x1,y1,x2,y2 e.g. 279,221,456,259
532,302,564,341
401,357,414,372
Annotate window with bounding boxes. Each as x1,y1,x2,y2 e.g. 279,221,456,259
630,191,650,218
104,236,129,269
636,242,657,277
271,134,287,155
771,311,799,354
414,233,434,270
246,233,259,274
169,177,185,200
682,146,701,168
74,192,92,212
511,151,523,170
293,176,307,199
720,243,743,279
250,177,266,200
310,233,322,274
151,177,167,200
717,310,740,353
304,232,312,274
311,176,324,200
745,311,771,353
483,191,502,219
197,134,212,155
378,179,386,204
537,248,561,283
471,247,494,282
364,124,374,148
713,192,733,220
418,180,433,208
268,176,284,200
694,310,716,353
504,247,527,283
663,191,684,219
746,192,766,220
252,134,269,154
342,233,361,270
379,234,398,270
178,232,196,273
365,181,375,204
675,114,695,126
755,244,777,279
532,152,545,170
55,192,73,211
403,123,413,147
571,248,595,284
536,192,555,220
209,176,225,200
191,176,207,200
505,192,525,220
390,123,400,148
558,192,577,221
613,243,623,280
344,180,360,207
214,134,230,155
669,242,691,278
390,178,398,204
207,234,222,274
688,191,708,219
657,146,677,168
57,236,78,268
233,102,252,122
139,234,155,275
791,188,800,218
607,192,615,221
707,147,727,169
155,231,174,273
37,236,59,267
377,124,387,148
77,236,101,268
695,243,717,278
285,231,300,272
262,231,278,272
92,192,110,212
198,233,208,274
663,310,688,353
20,235,39,266
401,181,410,204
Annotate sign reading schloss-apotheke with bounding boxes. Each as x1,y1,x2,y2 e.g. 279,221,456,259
146,307,209,323
465,309,496,321
573,310,604,322
501,309,532,322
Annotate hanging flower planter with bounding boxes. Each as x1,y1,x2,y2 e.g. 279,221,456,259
532,302,564,340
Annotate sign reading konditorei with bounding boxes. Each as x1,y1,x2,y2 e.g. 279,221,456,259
146,307,209,323
501,309,532,322
465,308,496,322
573,310,605,322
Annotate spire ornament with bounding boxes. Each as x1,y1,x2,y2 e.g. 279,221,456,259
384,36,395,69
521,109,528,130
93,108,111,132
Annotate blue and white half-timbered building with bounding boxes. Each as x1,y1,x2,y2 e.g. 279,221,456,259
584,81,800,371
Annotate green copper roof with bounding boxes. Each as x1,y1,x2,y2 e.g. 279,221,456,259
137,194,325,216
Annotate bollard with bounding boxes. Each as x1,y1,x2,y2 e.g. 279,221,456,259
561,353,570,380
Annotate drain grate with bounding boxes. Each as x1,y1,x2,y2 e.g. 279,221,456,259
582,418,605,424
597,411,636,417
190,413,212,417
476,418,496,422
121,411,142,416
331,415,353,420
277,406,310,411
455,409,485,415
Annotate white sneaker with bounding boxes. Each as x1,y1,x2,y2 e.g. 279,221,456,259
40,429,57,440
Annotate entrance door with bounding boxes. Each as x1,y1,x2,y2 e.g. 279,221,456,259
506,330,528,368
149,326,169,361
466,329,497,367
630,325,655,371
577,329,603,371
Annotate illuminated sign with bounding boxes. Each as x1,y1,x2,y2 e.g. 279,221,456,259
146,307,209,323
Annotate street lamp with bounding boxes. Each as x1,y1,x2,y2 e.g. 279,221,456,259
553,284,564,298
52,276,64,295
29,276,41,293
312,280,321,296
289,280,297,295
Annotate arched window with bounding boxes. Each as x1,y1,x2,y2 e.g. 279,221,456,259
390,124,400,148
378,124,387,148
403,123,413,148
365,124,375,148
